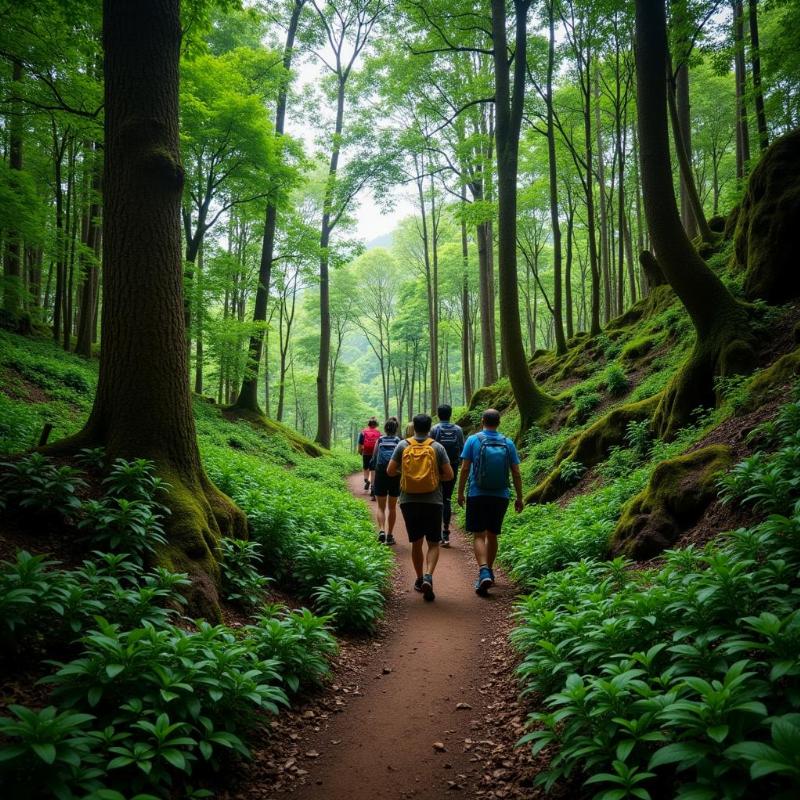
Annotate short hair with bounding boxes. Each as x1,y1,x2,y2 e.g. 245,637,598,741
384,418,398,434
482,408,501,428
413,413,432,434
367,417,378,427
437,404,452,421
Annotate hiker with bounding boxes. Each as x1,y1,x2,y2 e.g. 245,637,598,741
387,413,454,601
357,417,381,499
430,404,465,547
457,408,523,596
370,417,402,545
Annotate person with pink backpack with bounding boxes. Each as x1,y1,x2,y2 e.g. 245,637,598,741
357,417,381,498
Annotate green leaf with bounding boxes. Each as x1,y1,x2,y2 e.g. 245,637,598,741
31,742,56,764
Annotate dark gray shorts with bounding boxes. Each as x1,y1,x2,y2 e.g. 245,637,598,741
400,502,442,543
465,496,510,535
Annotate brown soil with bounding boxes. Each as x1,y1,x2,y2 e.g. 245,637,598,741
223,475,550,800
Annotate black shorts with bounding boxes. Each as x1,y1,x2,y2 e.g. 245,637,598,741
465,496,510,536
400,503,442,543
372,467,400,498
362,453,374,470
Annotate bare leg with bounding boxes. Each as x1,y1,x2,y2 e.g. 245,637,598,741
411,539,424,578
388,497,397,534
425,542,440,575
376,495,387,531
487,533,498,569
473,531,489,567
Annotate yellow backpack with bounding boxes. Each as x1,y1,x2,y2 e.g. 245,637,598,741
400,437,440,494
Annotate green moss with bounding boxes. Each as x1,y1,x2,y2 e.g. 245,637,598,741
606,285,675,332
610,444,733,559
223,405,326,458
733,129,800,303
526,395,660,504
620,334,660,363
742,347,800,412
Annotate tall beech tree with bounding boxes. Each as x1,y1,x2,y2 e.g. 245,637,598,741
491,0,552,438
635,0,755,439
48,0,245,616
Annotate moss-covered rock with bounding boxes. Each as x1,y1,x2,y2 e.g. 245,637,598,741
606,284,675,332
733,129,800,303
620,334,660,363
224,406,326,457
526,395,660,504
456,380,515,433
742,346,800,412
610,444,733,559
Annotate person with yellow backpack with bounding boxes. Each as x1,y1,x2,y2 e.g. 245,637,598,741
387,413,454,601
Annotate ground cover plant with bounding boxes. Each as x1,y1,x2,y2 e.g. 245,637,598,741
510,391,800,799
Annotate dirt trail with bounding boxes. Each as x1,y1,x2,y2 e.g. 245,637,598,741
282,474,520,800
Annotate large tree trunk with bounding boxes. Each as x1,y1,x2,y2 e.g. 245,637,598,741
491,0,553,440
48,0,245,619
460,202,474,401
476,217,498,385
3,59,23,315
635,0,755,439
233,0,305,413
675,62,697,239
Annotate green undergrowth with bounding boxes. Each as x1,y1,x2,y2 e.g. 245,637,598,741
511,390,800,799
0,454,340,799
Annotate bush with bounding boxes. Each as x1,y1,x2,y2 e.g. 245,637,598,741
312,577,384,633
558,458,586,487
219,538,270,606
604,363,629,396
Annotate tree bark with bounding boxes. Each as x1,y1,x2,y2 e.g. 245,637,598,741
75,142,102,358
48,0,245,618
491,0,553,440
635,0,754,439
546,0,567,354
733,0,751,180
3,59,23,315
233,0,305,413
460,192,473,401
747,0,768,152
675,61,697,239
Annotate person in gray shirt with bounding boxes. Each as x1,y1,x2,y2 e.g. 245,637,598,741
387,413,453,601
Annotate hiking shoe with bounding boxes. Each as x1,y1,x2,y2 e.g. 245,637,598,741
378,531,386,544
489,567,496,584
370,493,376,502
441,530,450,547
364,479,370,491
475,566,492,596
386,533,396,545
422,573,435,601
413,576,424,593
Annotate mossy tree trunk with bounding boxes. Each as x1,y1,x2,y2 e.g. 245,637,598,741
3,59,23,315
491,0,553,440
47,0,246,618
635,0,755,439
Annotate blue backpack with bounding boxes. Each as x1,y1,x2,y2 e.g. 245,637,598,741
475,433,510,491
375,435,400,470
433,422,462,465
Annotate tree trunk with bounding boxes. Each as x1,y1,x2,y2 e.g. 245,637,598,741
48,0,245,619
594,69,612,324
476,218,497,385
546,0,567,355
233,0,305,413
75,142,102,358
314,76,346,449
675,61,698,239
635,0,755,439
747,0,768,151
460,201,474,401
3,59,23,315
491,0,552,439
565,197,574,338
733,0,751,180
193,243,204,394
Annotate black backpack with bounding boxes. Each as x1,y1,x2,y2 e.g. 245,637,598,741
433,422,462,465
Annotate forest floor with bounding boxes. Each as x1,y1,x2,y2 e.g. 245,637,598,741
223,474,551,800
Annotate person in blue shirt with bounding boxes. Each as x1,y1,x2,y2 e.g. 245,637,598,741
457,408,523,596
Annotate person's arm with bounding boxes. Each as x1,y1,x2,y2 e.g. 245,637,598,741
457,459,471,507
357,432,364,455
511,463,524,513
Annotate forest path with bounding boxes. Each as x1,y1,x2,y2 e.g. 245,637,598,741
282,474,521,800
